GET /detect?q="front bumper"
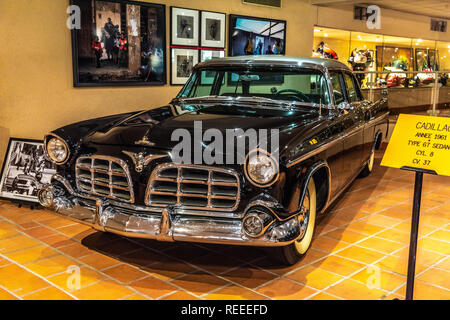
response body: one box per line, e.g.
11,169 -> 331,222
38,175 -> 304,247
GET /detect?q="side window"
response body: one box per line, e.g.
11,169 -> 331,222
329,72 -> 345,105
344,73 -> 361,102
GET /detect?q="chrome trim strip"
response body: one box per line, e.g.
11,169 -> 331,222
286,112 -> 389,168
145,163 -> 241,212
286,138 -> 341,168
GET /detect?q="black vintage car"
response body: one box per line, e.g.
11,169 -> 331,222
38,56 -> 388,264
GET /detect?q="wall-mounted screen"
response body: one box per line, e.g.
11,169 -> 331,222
228,14 -> 286,57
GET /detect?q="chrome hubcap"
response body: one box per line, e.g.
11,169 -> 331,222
297,190 -> 310,241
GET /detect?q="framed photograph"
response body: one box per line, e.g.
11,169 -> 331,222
171,7 -> 200,46
71,0 -> 166,87
201,11 -> 226,48
200,50 -> 225,84
171,48 -> 199,85
431,19 -> 447,33
0,138 -> 57,204
228,14 -> 286,57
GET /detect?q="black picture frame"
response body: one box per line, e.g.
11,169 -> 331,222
170,47 -> 199,86
170,6 -> 200,47
71,0 -> 166,87
0,138 -> 57,205
228,14 -> 286,57
200,10 -> 226,48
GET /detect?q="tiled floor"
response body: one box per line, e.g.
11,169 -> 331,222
0,149 -> 449,300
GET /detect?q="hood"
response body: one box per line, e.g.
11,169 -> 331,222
83,102 -> 326,157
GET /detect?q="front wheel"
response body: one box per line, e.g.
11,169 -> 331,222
275,178 -> 317,265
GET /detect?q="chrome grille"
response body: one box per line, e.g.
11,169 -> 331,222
75,156 -> 134,203
146,164 -> 240,211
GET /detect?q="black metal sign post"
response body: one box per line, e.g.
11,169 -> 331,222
402,167 -> 436,300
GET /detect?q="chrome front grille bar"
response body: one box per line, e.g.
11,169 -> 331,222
75,155 -> 135,203
145,163 -> 240,211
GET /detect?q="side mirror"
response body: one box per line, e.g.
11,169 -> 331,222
337,101 -> 353,111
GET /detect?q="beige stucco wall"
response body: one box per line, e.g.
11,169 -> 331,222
0,0 -> 316,167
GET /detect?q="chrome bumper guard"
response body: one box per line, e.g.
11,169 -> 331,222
37,175 -> 303,247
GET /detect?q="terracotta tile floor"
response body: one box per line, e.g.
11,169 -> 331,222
0,149 -> 449,300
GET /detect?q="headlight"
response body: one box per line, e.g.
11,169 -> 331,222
244,149 -> 279,187
45,135 -> 69,164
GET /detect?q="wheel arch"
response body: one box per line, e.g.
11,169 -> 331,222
298,160 -> 331,215
374,129 -> 383,150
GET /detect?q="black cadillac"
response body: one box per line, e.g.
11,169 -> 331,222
38,56 -> 389,264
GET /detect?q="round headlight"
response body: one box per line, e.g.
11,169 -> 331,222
46,136 -> 69,164
244,150 -> 279,187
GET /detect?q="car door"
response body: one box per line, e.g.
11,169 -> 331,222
326,72 -> 346,194
338,72 -> 365,184
343,72 -> 369,169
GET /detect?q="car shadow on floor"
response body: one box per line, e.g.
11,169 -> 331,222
76,149 -> 412,297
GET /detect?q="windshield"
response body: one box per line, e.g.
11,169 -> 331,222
177,67 -> 331,106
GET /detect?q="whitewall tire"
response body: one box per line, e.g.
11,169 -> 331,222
276,178 -> 317,265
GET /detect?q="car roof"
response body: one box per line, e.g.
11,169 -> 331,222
195,55 -> 351,72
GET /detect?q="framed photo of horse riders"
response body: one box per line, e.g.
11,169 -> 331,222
0,138 -> 57,204
70,0 -> 166,87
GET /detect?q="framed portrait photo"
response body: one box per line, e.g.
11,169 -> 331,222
171,7 -> 200,46
171,48 -> 199,85
70,0 -> 166,87
201,11 -> 226,48
0,138 -> 57,204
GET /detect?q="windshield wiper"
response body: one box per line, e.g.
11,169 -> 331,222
237,96 -> 320,111
176,96 -> 232,102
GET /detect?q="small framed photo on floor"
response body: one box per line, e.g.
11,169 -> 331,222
0,138 -> 56,204
171,7 -> 200,46
201,11 -> 226,48
171,48 -> 199,85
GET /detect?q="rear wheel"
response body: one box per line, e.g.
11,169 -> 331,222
275,178 -> 317,265
360,148 -> 375,178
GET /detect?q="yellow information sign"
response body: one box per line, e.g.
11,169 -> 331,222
381,114 -> 450,176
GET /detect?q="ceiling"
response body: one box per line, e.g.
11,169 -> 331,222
311,0 -> 450,20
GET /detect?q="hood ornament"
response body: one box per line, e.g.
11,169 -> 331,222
122,151 -> 167,172
135,136 -> 156,147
